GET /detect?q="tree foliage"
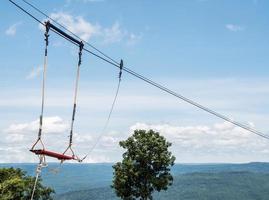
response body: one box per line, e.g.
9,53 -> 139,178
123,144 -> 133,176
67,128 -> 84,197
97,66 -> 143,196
112,129 -> 176,200
0,167 -> 54,200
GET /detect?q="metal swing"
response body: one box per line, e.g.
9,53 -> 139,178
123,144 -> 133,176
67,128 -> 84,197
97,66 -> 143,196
30,21 -> 83,163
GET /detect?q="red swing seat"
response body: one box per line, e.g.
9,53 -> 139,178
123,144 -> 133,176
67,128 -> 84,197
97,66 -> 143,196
30,149 -> 75,161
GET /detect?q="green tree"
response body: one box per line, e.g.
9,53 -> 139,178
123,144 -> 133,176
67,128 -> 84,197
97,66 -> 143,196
112,129 -> 176,200
0,167 -> 54,200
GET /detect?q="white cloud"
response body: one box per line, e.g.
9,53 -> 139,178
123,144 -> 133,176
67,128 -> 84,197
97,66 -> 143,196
100,136 -> 118,147
1,116 -> 71,162
1,116 -> 121,163
130,121 -> 269,162
4,116 -> 69,135
225,24 -> 244,32
102,22 -> 126,44
5,22 -> 22,36
84,154 -> 112,163
66,120 -> 269,163
26,65 -> 43,79
39,12 -> 141,45
2,118 -> 269,163
48,12 -> 101,41
127,33 -> 143,46
102,22 -> 141,45
130,121 -> 255,145
5,134 -> 24,143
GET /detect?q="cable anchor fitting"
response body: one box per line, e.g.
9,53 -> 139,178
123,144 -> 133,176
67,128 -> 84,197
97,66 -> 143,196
119,59 -> 123,80
44,21 -> 50,55
78,41 -> 84,66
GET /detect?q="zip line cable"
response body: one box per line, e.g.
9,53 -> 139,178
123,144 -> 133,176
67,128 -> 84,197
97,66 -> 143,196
9,0 -> 44,25
8,0 -> 81,48
9,0 -> 269,141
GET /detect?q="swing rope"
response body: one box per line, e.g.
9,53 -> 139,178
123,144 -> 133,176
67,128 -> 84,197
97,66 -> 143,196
81,59 -> 124,162
63,41 -> 84,161
30,155 -> 47,200
31,21 -> 50,151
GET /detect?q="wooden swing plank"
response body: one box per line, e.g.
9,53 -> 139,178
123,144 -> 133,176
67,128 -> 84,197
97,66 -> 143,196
30,149 -> 74,160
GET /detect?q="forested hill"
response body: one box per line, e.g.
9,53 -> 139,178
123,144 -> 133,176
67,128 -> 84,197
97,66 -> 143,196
1,162 -> 269,199
56,171 -> 269,200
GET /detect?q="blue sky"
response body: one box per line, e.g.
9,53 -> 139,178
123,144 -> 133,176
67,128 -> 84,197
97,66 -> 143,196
1,0 -> 269,163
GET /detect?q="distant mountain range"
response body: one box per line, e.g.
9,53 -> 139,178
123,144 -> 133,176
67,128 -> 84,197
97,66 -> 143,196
56,171 -> 269,200
1,162 -> 269,199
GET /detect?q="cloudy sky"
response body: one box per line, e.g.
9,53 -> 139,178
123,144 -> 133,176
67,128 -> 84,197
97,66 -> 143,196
1,0 -> 269,163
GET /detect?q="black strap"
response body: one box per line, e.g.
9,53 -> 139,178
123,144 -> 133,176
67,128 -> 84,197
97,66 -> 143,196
119,59 -> 123,80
